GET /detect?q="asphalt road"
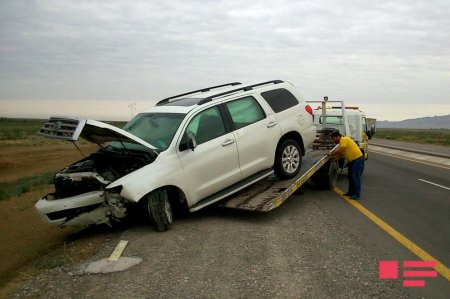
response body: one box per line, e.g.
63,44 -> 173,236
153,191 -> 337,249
8,150 -> 450,298
334,150 -> 450,298
355,151 -> 450,265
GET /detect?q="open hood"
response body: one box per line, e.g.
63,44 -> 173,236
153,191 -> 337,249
37,116 -> 158,152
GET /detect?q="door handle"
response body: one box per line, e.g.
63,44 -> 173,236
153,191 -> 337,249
222,139 -> 235,146
267,121 -> 277,128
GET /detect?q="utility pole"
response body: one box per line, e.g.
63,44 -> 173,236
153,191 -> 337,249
128,103 -> 136,119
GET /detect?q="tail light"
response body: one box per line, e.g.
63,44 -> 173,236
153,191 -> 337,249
305,105 -> 313,116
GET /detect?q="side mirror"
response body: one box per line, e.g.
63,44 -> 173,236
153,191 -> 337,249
180,132 -> 197,151
186,135 -> 197,151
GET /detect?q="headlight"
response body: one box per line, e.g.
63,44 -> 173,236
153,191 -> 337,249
105,185 -> 127,219
105,185 -> 123,203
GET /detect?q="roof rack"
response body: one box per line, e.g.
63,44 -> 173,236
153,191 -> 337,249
197,80 -> 284,105
156,82 -> 242,106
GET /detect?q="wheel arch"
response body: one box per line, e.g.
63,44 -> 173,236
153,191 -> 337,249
277,131 -> 305,155
139,185 -> 189,217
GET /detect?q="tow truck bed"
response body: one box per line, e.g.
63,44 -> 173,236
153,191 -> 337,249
220,146 -> 337,212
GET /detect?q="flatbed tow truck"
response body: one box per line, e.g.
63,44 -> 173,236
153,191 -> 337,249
220,98 -> 342,212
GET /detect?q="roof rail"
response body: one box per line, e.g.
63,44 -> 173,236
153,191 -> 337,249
197,80 -> 284,105
156,82 -> 242,106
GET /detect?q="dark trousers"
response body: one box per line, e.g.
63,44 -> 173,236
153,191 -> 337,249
347,156 -> 363,197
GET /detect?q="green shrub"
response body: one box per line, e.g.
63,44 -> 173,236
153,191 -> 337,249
376,129 -> 450,146
0,172 -> 55,201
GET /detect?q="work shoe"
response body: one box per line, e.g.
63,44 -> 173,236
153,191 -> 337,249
349,195 -> 360,200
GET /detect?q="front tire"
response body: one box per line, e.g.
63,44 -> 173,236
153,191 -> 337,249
274,139 -> 302,179
147,189 -> 173,232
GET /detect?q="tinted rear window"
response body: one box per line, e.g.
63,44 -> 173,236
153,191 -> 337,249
260,88 -> 299,113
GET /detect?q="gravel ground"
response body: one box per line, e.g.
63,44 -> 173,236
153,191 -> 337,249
5,188 -> 411,299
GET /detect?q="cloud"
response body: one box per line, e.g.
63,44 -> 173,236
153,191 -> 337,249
1,0 -> 449,120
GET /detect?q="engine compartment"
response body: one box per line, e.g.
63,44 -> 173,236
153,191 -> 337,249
54,147 -> 156,199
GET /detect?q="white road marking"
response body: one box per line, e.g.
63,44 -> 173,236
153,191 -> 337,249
418,179 -> 450,191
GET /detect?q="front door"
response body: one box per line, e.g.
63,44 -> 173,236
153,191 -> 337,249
177,106 -> 241,202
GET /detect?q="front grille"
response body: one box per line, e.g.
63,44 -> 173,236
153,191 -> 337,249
37,117 -> 86,141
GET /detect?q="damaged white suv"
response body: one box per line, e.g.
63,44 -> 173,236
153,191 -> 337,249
35,80 -> 316,231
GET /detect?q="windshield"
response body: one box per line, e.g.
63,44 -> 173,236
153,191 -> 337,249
110,112 -> 185,151
319,116 -> 343,125
319,115 -> 360,139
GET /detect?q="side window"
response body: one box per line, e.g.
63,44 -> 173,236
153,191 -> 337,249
260,88 -> 299,113
185,106 -> 226,145
226,96 -> 265,130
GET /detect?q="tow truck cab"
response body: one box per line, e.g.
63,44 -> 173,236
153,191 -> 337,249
312,105 -> 369,160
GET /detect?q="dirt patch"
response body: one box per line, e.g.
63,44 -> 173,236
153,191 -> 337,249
0,189 -> 75,282
0,143 -> 103,289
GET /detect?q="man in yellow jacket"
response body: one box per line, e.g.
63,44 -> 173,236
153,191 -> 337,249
330,131 -> 363,200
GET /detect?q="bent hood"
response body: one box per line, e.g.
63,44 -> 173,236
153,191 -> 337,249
37,116 -> 158,152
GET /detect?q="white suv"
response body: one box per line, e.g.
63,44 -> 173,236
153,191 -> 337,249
35,80 -> 316,231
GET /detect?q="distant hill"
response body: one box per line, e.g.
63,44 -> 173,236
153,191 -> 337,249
377,114 -> 450,129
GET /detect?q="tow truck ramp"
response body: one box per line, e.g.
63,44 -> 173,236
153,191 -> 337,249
221,145 -> 338,212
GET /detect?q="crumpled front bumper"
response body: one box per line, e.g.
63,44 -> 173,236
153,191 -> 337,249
35,190 -> 110,227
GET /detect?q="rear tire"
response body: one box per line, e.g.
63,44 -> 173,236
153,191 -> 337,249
274,139 -> 302,179
147,189 -> 173,232
312,161 -> 338,190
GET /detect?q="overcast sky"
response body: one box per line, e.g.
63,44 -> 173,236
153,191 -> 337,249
1,0 -> 449,121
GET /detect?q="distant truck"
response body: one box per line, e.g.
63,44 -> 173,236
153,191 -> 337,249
366,118 -> 376,139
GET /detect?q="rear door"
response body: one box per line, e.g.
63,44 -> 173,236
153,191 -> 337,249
224,96 -> 281,178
